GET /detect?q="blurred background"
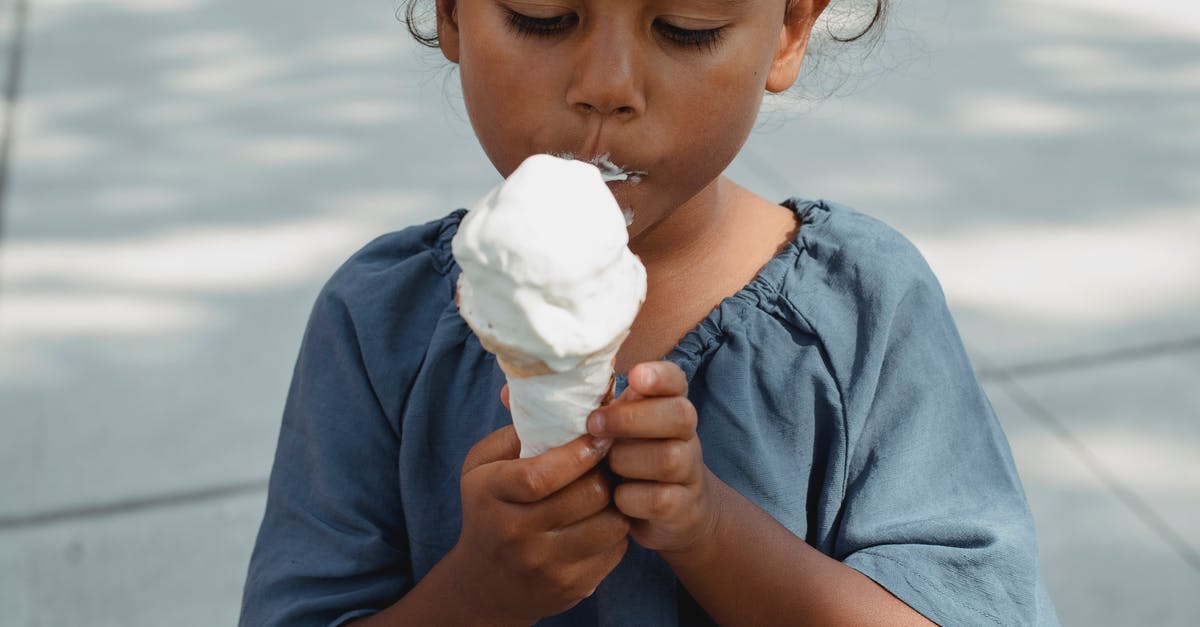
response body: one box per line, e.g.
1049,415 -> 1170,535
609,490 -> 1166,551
1,0 -> 1197,624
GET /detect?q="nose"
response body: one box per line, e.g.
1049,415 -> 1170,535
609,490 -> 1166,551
565,21 -> 645,119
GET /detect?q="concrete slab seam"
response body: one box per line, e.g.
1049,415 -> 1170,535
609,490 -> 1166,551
0,478 -> 270,532
991,371 -> 1200,576
977,335 -> 1200,382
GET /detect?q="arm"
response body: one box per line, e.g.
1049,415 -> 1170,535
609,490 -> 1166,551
593,362 -> 934,626
663,473 -> 933,626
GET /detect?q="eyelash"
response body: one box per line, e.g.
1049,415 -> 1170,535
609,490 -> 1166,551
655,21 -> 726,52
505,11 -> 577,37
504,10 -> 726,52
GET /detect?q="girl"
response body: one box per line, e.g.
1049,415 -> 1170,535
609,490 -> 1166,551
240,0 -> 1059,625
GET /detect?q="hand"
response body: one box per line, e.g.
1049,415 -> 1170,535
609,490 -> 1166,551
450,423 -> 629,624
587,361 -> 720,557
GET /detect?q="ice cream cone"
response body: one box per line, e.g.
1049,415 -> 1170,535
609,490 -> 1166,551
451,154 -> 646,458
484,322 -> 627,457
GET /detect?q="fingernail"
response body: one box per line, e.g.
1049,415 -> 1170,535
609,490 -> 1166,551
589,411 -> 606,435
591,437 -> 612,453
640,365 -> 656,388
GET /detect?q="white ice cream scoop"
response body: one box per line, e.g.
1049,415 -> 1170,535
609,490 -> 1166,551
453,154 -> 647,457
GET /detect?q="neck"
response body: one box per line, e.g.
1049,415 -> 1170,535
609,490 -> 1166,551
628,177 -> 732,277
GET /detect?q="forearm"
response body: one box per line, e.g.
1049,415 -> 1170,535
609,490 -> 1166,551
347,546 -> 528,627
660,474 -> 935,627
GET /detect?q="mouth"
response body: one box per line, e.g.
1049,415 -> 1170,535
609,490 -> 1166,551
553,152 -> 647,185
549,152 -> 642,227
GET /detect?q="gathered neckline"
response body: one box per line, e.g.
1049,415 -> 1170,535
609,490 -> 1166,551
435,199 -> 829,398
613,198 -> 825,397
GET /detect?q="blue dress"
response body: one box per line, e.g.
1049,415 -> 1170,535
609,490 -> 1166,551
239,200 -> 1060,626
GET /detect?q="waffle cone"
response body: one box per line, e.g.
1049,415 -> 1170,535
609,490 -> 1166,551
494,332 -> 628,457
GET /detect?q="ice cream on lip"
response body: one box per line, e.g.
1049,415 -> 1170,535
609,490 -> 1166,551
550,152 -> 646,225
553,152 -> 647,184
452,153 -> 648,457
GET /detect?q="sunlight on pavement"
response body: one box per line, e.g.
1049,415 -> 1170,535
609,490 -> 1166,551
1023,45 -> 1200,92
35,0 -> 204,13
2,215 -> 398,293
915,207 -> 1200,325
166,55 -> 283,93
1022,0 -> 1200,35
1008,429 -> 1200,492
950,93 -> 1096,135
233,136 -> 355,165
0,293 -> 216,338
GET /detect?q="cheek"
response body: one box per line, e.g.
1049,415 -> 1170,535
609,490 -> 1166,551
660,59 -> 767,170
457,31 -> 558,174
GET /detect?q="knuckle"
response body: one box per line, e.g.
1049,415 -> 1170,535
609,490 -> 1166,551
649,486 -> 676,518
661,442 -> 687,478
588,474 -> 611,504
549,569 -> 579,600
607,404 -> 630,431
673,397 -> 697,430
516,543 -> 547,573
519,467 -> 548,498
497,517 -> 523,545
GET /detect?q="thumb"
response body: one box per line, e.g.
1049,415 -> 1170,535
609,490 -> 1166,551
462,424 -> 520,476
500,384 -> 510,410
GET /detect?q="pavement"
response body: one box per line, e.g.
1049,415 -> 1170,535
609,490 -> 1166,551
0,0 -> 1197,625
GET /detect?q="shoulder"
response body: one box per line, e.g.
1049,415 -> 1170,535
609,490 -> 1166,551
302,209 -> 469,418
320,209 -> 467,312
771,200 -> 967,409
787,199 -> 942,307
773,199 -> 948,339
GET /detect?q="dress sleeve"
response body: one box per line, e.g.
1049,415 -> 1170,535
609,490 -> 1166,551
239,219 -> 458,627
806,209 -> 1059,625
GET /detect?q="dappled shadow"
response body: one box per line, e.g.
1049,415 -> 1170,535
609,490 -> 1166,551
736,0 -> 1200,366
1,1 -> 1198,625
0,0 -> 496,517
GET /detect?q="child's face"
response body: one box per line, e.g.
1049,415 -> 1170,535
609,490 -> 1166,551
437,0 -> 822,230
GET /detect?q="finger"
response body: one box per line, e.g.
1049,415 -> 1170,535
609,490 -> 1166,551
614,481 -> 690,521
550,508 -> 631,563
607,438 -> 698,484
611,384 -> 642,405
462,424 -> 521,476
535,468 -> 613,529
500,384 -> 510,410
627,361 -> 687,397
588,395 -> 697,439
490,435 -> 613,503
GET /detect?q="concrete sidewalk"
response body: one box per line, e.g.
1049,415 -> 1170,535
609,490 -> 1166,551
1,0 -> 1197,625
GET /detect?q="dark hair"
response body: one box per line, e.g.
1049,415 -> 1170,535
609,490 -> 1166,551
828,0 -> 888,43
398,1 -> 889,49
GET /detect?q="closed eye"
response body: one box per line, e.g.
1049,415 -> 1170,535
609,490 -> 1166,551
654,20 -> 726,52
505,9 -> 578,38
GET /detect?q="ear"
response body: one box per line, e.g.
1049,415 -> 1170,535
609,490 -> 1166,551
436,0 -> 461,64
765,0 -> 829,93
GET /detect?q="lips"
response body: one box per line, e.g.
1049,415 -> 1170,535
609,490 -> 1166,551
549,151 -> 647,184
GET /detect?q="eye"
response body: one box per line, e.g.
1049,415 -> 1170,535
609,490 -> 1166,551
505,9 -> 578,38
654,20 -> 726,52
